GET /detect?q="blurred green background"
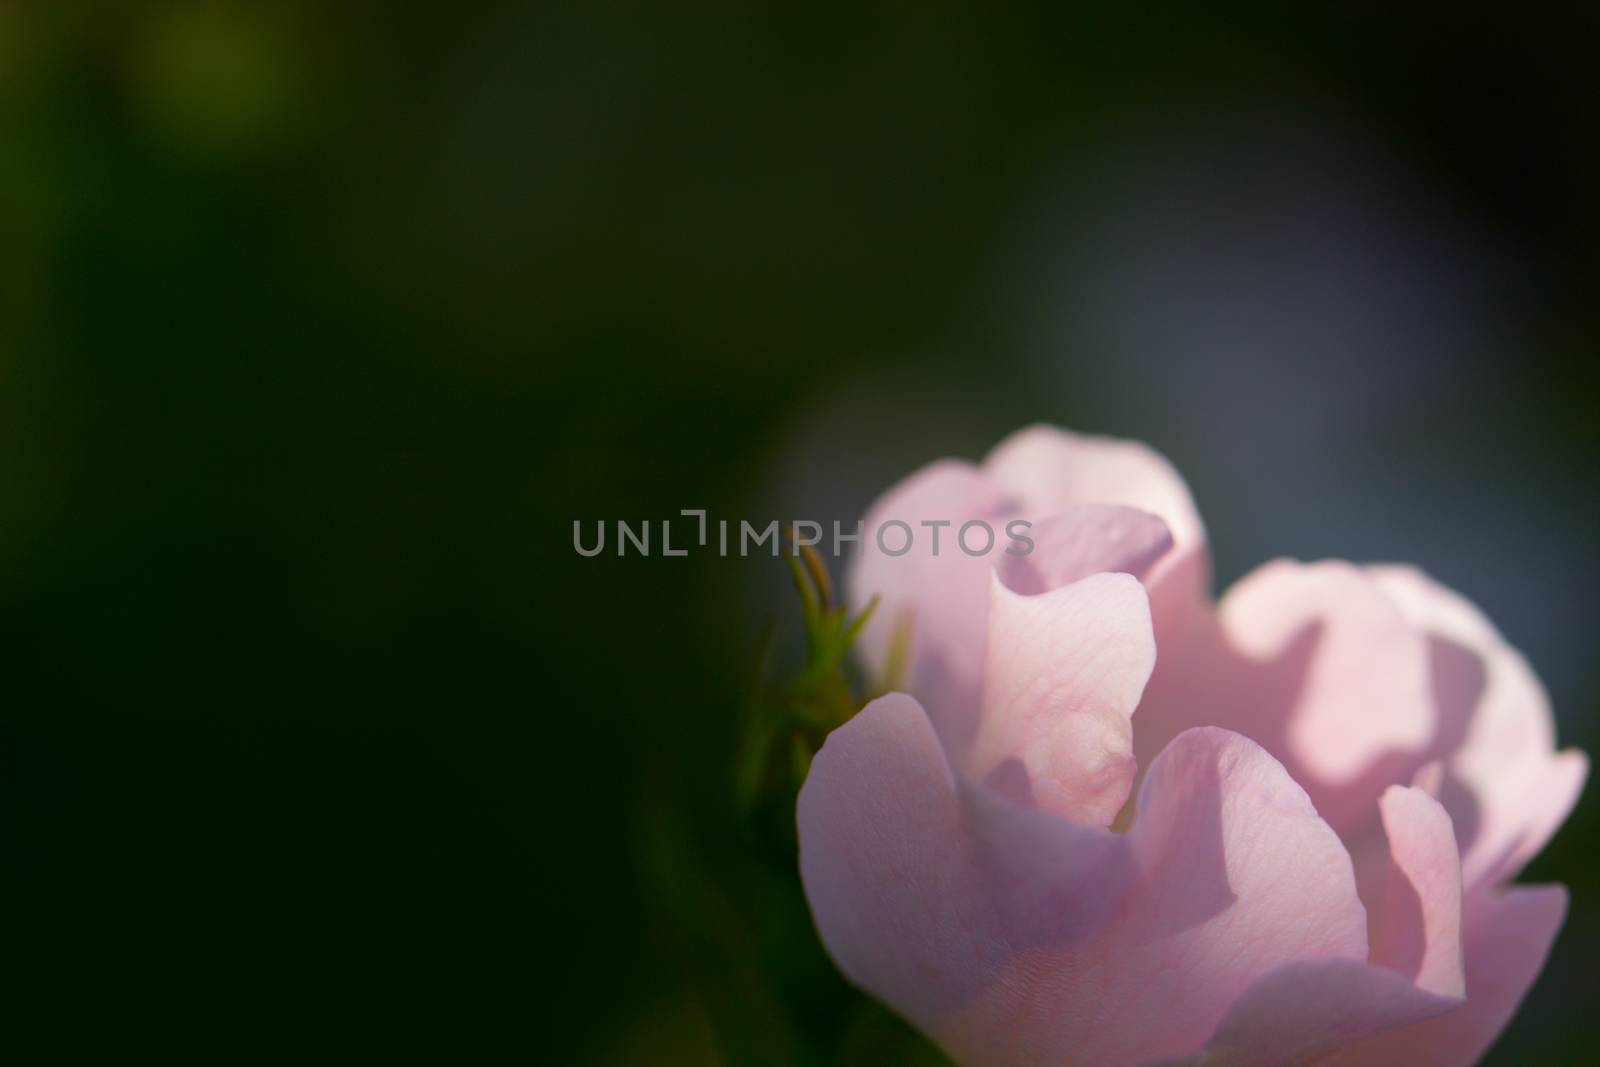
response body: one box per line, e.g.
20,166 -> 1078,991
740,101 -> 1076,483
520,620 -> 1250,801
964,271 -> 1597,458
11,4 -> 1599,1064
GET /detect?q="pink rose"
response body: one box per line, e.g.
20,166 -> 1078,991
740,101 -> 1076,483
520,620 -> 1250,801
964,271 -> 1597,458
797,425 -> 1585,1066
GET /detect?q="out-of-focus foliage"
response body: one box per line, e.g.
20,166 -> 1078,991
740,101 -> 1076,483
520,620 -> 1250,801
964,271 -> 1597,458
735,543 -> 879,816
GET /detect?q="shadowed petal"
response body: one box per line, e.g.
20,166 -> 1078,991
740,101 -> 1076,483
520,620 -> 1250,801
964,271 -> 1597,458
800,706 -> 1369,1067
1367,565 -> 1588,892
1148,788 -> 1466,1065
967,566 -> 1157,825
1134,560 -> 1439,833
1141,959 -> 1461,1067
1139,559 -> 1440,831
796,692 -> 1103,1038
1319,886 -> 1568,1066
1220,560 -> 1434,787
1369,786 -> 1464,998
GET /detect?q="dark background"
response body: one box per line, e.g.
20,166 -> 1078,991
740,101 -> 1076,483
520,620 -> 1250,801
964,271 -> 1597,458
11,5 -> 1598,1064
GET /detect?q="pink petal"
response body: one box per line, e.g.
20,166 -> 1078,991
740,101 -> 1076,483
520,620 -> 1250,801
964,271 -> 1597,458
848,428 -> 1206,761
846,460 -> 1015,751
966,569 -> 1156,825
1462,748 -> 1587,891
1369,786 -> 1464,998
1142,959 -> 1461,1067
797,692 -> 1117,1045
799,707 -> 1369,1067
992,504 -> 1173,597
1318,885 -> 1568,1067
1074,728 -> 1371,1065
982,424 -> 1206,579
985,425 -> 1211,635
1220,560 -> 1434,787
1366,565 -> 1588,891
1150,787 -> 1467,1065
1131,559 -> 1439,832
952,726 -> 1372,1065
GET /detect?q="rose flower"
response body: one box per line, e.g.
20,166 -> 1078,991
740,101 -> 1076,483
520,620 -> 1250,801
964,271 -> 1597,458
798,426 -> 1585,1067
